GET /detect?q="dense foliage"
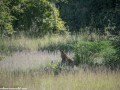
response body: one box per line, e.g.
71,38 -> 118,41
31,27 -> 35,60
58,0 -> 120,34
1,0 -> 120,35
0,0 -> 66,36
0,0 -> 15,35
73,41 -> 116,66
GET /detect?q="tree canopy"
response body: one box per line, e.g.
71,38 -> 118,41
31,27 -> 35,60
0,0 -> 120,36
0,0 -> 66,36
58,0 -> 120,34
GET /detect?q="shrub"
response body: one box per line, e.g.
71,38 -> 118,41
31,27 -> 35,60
111,36 -> 120,68
73,40 -> 116,66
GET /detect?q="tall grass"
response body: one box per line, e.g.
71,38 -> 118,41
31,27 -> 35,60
0,32 -> 118,66
0,32 -> 120,90
0,68 -> 120,90
0,32 -> 102,54
0,34 -> 72,53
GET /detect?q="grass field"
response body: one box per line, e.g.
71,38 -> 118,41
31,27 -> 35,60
0,66 -> 120,90
0,32 -> 102,53
0,33 -> 120,90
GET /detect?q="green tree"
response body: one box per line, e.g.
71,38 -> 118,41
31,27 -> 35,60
0,0 -> 66,36
13,0 -> 66,36
58,0 -> 120,34
0,0 -> 14,36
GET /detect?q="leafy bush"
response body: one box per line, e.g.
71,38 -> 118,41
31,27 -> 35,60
73,41 -> 116,66
113,36 -> 120,56
101,36 -> 120,69
111,36 -> 120,68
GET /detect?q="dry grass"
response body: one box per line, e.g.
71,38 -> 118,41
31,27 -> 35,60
0,32 -> 101,53
0,33 -> 119,90
0,34 -> 72,52
0,68 -> 120,90
0,51 -> 120,90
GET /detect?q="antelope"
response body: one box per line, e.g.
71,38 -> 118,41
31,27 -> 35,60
60,50 -> 74,66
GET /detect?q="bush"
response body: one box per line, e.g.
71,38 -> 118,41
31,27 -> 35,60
73,41 -> 116,66
110,36 -> 120,68
113,36 -> 120,56
99,36 -> 120,69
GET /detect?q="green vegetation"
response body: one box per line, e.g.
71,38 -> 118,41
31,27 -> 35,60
58,0 -> 120,34
0,32 -> 120,68
1,0 -> 120,35
0,0 -> 66,36
0,33 -> 120,89
74,41 -> 116,65
0,0 -> 120,89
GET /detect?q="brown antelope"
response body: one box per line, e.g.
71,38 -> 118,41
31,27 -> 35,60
60,50 -> 74,66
